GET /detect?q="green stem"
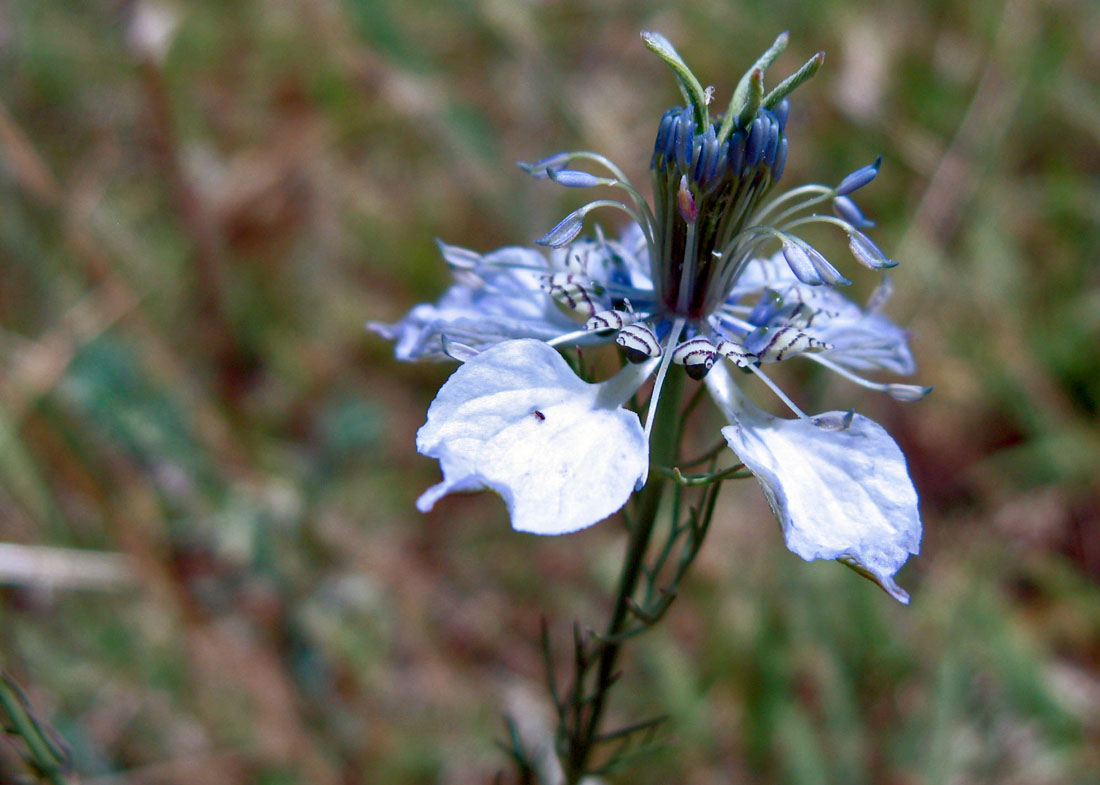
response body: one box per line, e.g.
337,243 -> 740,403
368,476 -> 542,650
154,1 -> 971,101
0,672 -> 71,785
565,369 -> 685,782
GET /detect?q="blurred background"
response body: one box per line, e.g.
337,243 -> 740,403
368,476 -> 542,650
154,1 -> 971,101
1,0 -> 1098,782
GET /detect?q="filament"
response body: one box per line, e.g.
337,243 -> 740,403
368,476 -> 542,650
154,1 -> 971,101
745,363 -> 812,421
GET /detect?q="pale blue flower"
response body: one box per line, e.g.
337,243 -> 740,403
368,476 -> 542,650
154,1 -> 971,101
371,32 -> 927,601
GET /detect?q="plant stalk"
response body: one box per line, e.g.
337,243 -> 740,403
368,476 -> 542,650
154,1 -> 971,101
565,369 -> 685,781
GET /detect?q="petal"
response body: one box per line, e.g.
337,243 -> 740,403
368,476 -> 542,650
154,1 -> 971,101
811,296 -> 916,375
706,365 -> 921,602
370,233 -> 658,361
368,251 -> 579,360
729,254 -> 916,374
416,340 -> 651,535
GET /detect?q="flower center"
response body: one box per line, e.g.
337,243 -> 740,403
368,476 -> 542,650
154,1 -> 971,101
650,102 -> 789,319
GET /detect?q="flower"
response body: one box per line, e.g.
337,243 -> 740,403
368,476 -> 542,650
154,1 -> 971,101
371,32 -> 926,602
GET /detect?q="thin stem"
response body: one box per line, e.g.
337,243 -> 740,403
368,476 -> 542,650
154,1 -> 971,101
660,463 -> 750,486
0,673 -> 72,785
565,368 -> 684,782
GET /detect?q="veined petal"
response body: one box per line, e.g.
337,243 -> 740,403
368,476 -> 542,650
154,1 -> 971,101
730,254 -> 916,374
815,310 -> 916,375
705,364 -> 921,603
370,231 -> 657,361
368,252 -> 579,360
416,340 -> 652,535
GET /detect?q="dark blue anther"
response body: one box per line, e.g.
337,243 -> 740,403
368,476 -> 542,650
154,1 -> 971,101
745,116 -> 767,168
653,108 -> 678,163
762,114 -> 780,166
772,98 -> 790,133
694,125 -> 719,187
663,114 -> 679,161
675,106 -> 694,173
836,155 -> 882,195
772,137 -> 789,181
728,130 -> 746,177
691,135 -> 706,179
710,141 -> 729,188
833,195 -> 874,228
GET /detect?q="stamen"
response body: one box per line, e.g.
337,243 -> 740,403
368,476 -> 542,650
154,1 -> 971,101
616,323 -> 662,362
846,229 -> 898,270
779,214 -> 896,270
671,335 -> 718,379
712,225 -> 777,288
546,328 -> 593,348
783,238 -> 851,286
745,362 -> 812,421
751,184 -> 832,226
712,310 -> 756,334
585,309 -> 634,333
546,169 -> 617,188
835,155 -> 882,196
643,317 -> 686,443
536,200 -> 649,248
520,150 -> 629,183
522,150 -> 659,250
832,195 -> 875,229
674,218 -> 699,315
807,354 -> 932,400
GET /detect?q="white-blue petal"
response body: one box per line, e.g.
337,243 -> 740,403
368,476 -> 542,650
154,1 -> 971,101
415,340 -> 650,535
706,364 -> 921,602
728,254 -> 915,374
368,253 -> 578,360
